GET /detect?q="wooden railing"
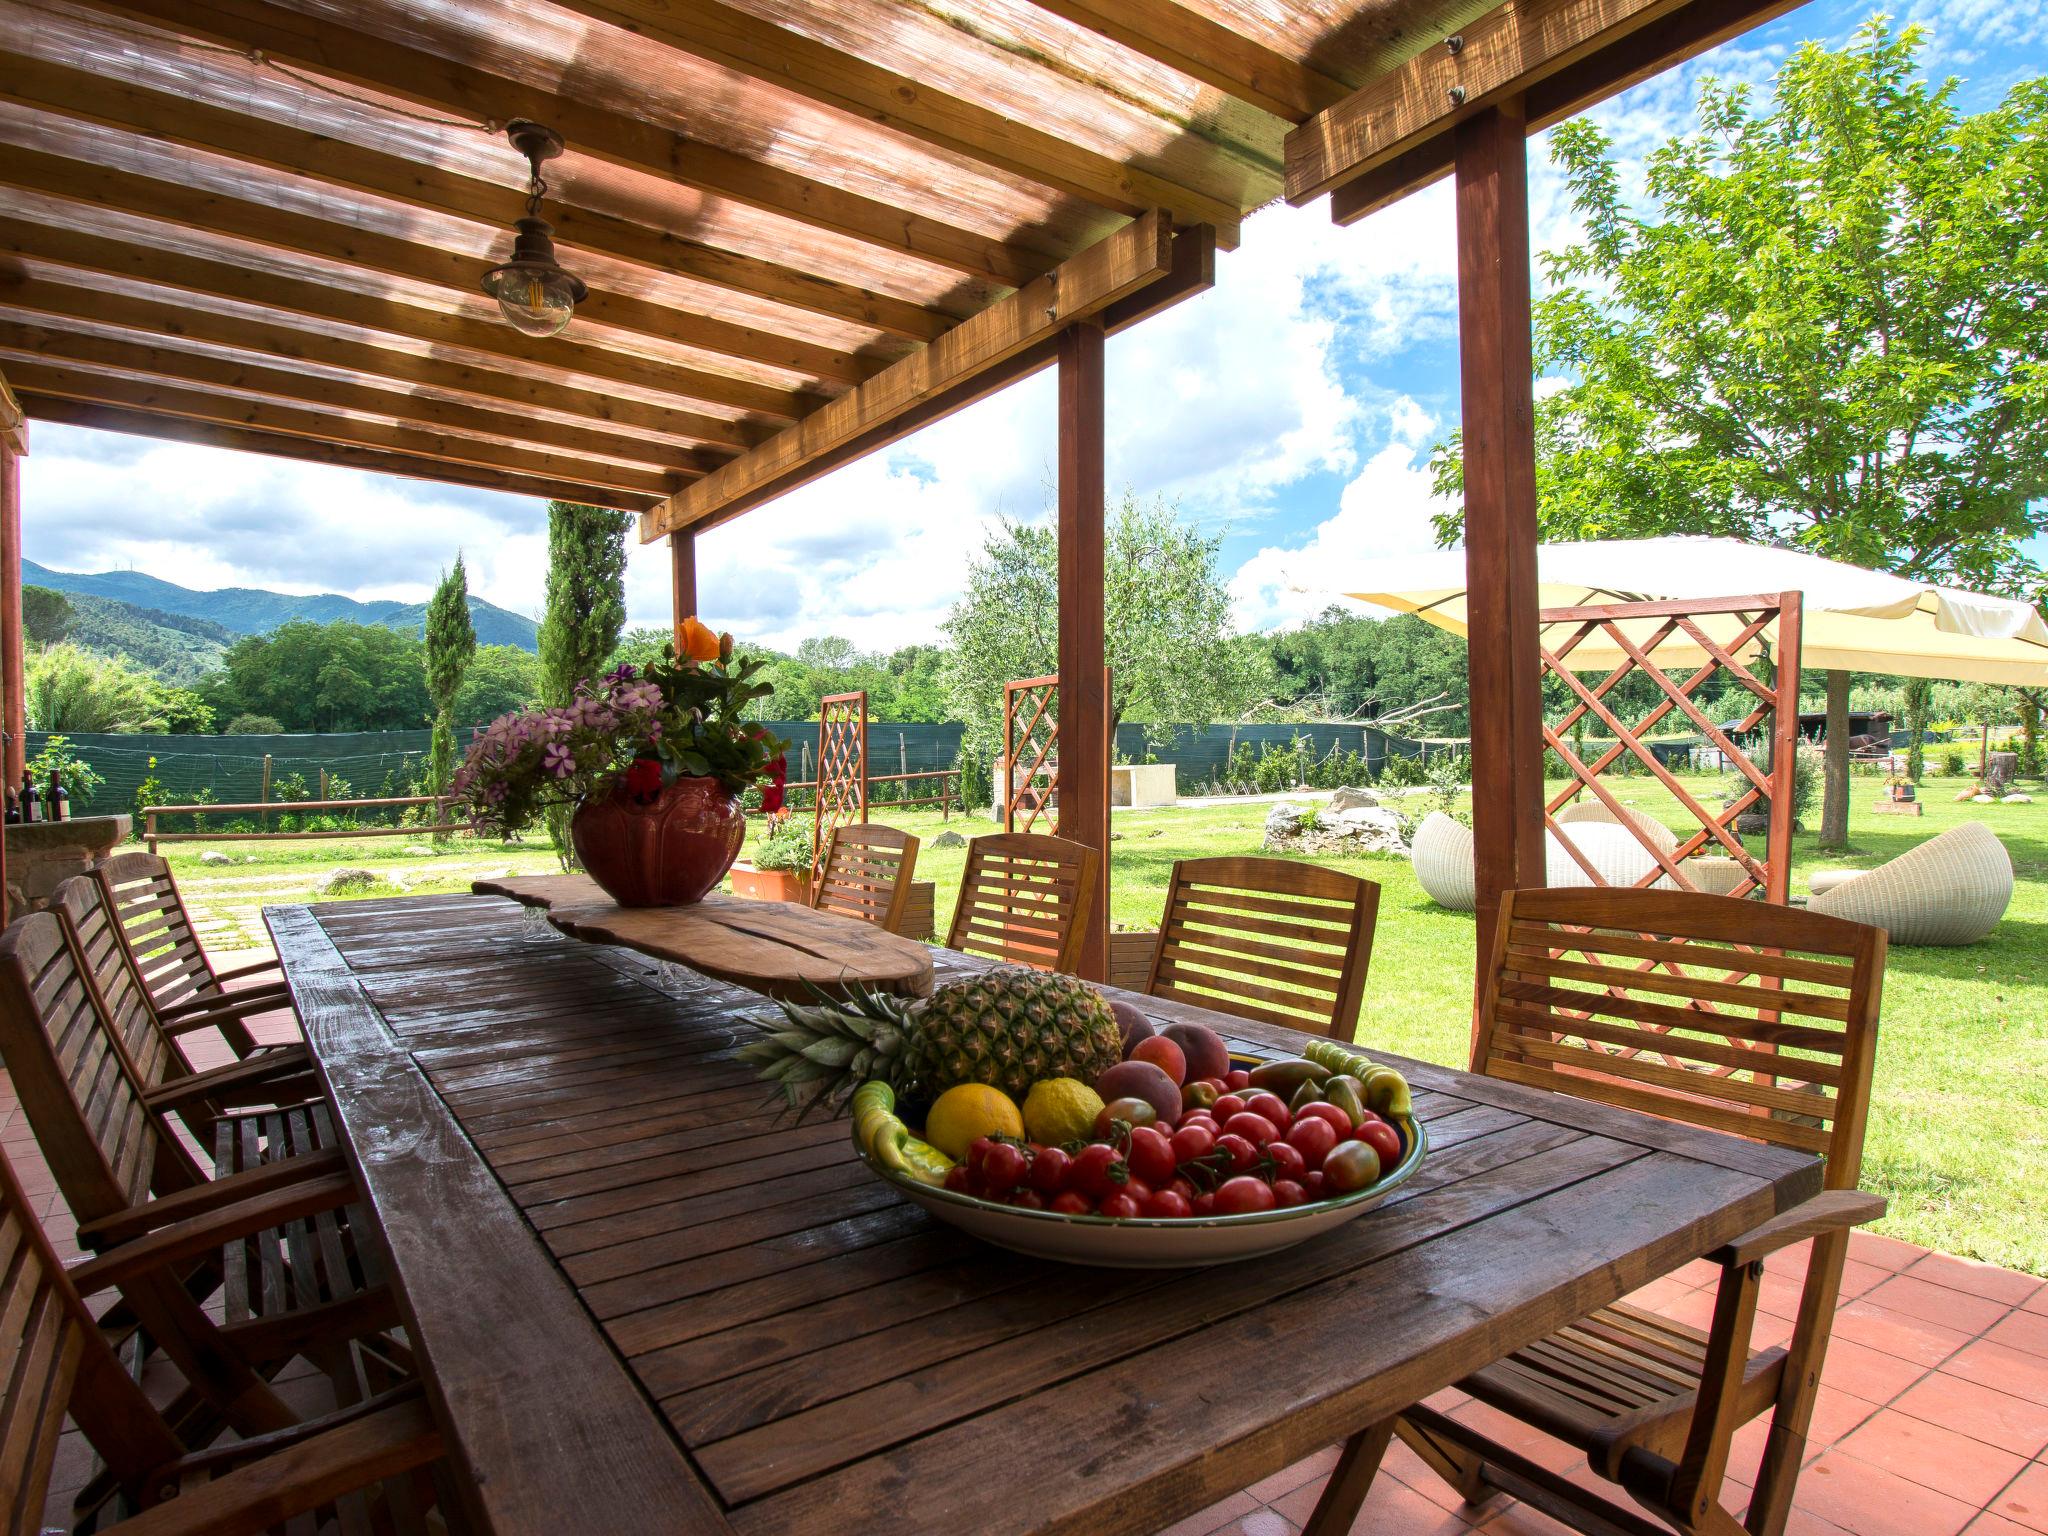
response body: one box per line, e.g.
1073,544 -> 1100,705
143,795 -> 460,853
765,768 -> 960,819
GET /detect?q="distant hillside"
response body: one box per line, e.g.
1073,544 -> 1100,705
56,592 -> 234,684
23,560 -> 539,651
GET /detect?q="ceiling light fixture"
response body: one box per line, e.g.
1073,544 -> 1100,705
481,119 -> 587,338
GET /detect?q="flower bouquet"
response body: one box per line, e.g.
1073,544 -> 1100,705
452,617 -> 788,905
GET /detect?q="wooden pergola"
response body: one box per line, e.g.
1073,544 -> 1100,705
0,0 -> 1797,982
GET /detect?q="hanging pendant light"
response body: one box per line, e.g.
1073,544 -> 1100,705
481,120 -> 587,338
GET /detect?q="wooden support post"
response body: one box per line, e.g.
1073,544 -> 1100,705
1820,667 -> 1850,848
1454,100 -> 1546,1040
1765,593 -> 1802,905
1057,320 -> 1110,983
261,753 -> 272,834
1,424 -> 22,792
670,529 -> 697,651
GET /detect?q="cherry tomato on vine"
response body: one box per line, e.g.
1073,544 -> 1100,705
1126,1125 -> 1176,1188
1028,1145 -> 1071,1194
1214,1176 -> 1277,1215
1098,1191 -> 1143,1220
1357,1120 -> 1403,1171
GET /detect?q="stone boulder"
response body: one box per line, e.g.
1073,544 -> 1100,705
931,829 -> 967,849
1263,799 -> 1408,857
1327,786 -> 1381,814
1262,801 -> 1309,845
201,851 -> 234,866
318,867 -> 379,895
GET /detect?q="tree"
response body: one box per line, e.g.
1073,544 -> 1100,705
454,645 -> 541,725
941,493 -> 1265,762
423,556 -> 478,799
21,586 -> 72,647
535,501 -> 630,855
1264,608 -> 1471,729
202,621 -> 429,731
25,645 -> 171,732
1431,21 -> 2048,839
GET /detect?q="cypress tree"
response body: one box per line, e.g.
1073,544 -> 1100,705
423,556 -> 477,815
536,501 -> 631,856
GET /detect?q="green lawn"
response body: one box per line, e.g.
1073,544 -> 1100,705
165,773 -> 2048,1274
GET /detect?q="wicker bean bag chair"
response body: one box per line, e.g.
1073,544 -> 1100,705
1411,812 -> 1478,911
1809,822 -> 2014,945
1411,813 -> 1668,910
1553,799 -> 1680,861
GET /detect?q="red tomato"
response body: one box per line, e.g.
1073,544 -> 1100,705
1303,1170 -> 1328,1201
1142,1189 -> 1192,1219
1323,1140 -> 1382,1193
1192,1192 -> 1217,1216
1222,1112 -> 1279,1147
1213,1175 -> 1276,1215
1357,1120 -> 1403,1169
1242,1091 -> 1292,1133
1272,1179 -> 1308,1208
1126,1126 -> 1176,1188
1009,1189 -> 1046,1210
966,1137 -> 997,1177
981,1141 -> 1028,1192
944,1165 -> 974,1194
1050,1190 -> 1093,1216
1028,1145 -> 1071,1194
1167,1176 -> 1197,1203
1211,1094 -> 1248,1121
1224,1069 -> 1252,1090
1169,1123 -> 1215,1164
1264,1140 -> 1307,1182
1213,1132 -> 1259,1174
1095,1097 -> 1160,1139
1122,1178 -> 1154,1202
1298,1101 -> 1354,1137
1177,1111 -> 1218,1135
1070,1143 -> 1126,1199
1285,1116 -> 1339,1170
1098,1191 -> 1143,1220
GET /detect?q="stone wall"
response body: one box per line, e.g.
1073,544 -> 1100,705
4,815 -> 130,921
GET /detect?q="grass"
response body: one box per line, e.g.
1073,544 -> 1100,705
163,771 -> 2048,1275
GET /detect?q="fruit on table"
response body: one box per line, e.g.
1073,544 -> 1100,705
849,1082 -> 954,1187
924,1083 -> 1025,1160
741,965 -> 1123,1111
1160,1021 -> 1229,1084
1024,1078 -> 1105,1147
1111,999 -> 1155,1054
1246,1058 -> 1331,1093
1130,1034 -> 1187,1084
1095,1059 -> 1182,1126
1095,1096 -> 1161,1137
1323,1140 -> 1382,1193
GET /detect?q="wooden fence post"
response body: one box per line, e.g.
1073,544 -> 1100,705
261,753 -> 272,833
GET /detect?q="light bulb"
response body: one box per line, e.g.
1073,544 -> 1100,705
481,216 -> 586,338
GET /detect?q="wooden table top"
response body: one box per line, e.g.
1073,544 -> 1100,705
470,873 -> 934,998
270,893 -> 1821,1536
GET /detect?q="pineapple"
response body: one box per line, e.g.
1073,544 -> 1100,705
739,965 -> 1123,1113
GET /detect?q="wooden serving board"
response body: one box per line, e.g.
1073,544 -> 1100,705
472,874 -> 934,999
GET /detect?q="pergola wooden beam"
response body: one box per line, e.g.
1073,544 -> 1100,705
549,0 -> 1246,240
74,0 -> 1063,292
0,49 -> 958,344
642,213 -> 1190,540
7,363 -> 680,499
0,216 -> 817,424
0,278 -> 761,455
0,321 -> 706,476
0,367 -> 19,803
1324,0 -> 1801,222
19,395 -> 655,511
1024,0 -> 1351,121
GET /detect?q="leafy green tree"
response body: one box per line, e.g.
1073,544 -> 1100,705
941,492 -> 1264,762
1431,21 -> 2048,838
1265,608 -> 1471,729
25,646 -> 171,732
536,501 -> 630,855
202,621 -> 429,731
1902,677 -> 1931,781
226,713 -> 285,735
21,586 -> 73,647
423,556 -> 478,798
454,645 -> 541,725
605,626 -> 675,676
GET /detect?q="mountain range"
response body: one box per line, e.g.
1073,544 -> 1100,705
24,560 -> 540,652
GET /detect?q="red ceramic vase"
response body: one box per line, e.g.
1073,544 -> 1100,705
570,773 -> 745,907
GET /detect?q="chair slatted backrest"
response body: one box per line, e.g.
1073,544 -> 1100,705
945,833 -> 1099,975
51,875 -> 176,1092
812,824 -> 920,934
1146,857 -> 1381,1038
1478,888 -> 1884,1186
0,915 -> 200,1227
93,852 -> 258,1055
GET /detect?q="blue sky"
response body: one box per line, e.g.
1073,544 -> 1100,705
20,1 -> 2048,648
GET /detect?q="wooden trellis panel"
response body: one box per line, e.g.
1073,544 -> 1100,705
1001,675 -> 1060,833
813,692 -> 867,873
1540,593 -> 1803,904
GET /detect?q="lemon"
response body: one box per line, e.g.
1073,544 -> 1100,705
924,1083 -> 1024,1160
1022,1078 -> 1104,1148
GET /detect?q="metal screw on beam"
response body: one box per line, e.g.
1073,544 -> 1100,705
1446,34 -> 1464,53
1448,84 -> 1468,105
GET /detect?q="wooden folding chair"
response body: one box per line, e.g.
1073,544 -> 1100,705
1304,888 -> 1887,1536
0,912 -> 399,1433
94,850 -> 297,1061
1143,856 -> 1379,1038
0,1134 -> 452,1535
944,832 -> 1099,974
811,823 -> 921,933
52,874 -> 319,1140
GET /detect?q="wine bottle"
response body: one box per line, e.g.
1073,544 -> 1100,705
47,768 -> 68,823
18,772 -> 38,825
4,787 -> 18,825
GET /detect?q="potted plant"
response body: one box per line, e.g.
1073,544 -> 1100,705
451,617 -> 786,906
1884,772 -> 1917,803
732,815 -> 815,905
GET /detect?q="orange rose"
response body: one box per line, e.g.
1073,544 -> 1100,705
677,615 -> 722,664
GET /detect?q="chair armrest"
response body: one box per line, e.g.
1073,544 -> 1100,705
74,1147 -> 348,1249
159,984 -> 294,1031
68,1169 -> 359,1294
1708,1190 -> 1887,1268
143,1046 -> 316,1112
212,955 -> 286,987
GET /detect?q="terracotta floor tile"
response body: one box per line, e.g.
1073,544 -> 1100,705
1963,1515 -> 2043,1536
1909,1254 -> 2045,1309
1245,1447 -> 1340,1505
1834,1299 -> 1974,1368
1270,1468 -> 1478,1533
1214,1512 -> 1297,1536
1839,1259 -> 1891,1299
1864,1275 -> 2016,1336
1986,1313 -> 2048,1362
1446,1401 -> 1579,1474
1836,1411 -> 2029,1506
1150,1491 -> 1259,1536
1380,1435 -> 1492,1519
1476,1502 -> 1581,1536
1896,1372 -> 2048,1459
1670,1257 -> 1721,1288
2024,1288 -> 2048,1318
1794,1449 -> 1979,1536
1984,1459 -> 2048,1534
1622,1274 -> 1693,1313
1850,1232 -> 1931,1272
1822,1336 -> 1933,1403
1945,1341 -> 2048,1403
1654,1285 -> 1720,1330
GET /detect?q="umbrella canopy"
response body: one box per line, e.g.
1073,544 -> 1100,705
1345,537 -> 2048,685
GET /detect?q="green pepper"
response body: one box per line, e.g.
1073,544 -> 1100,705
1247,1058 -> 1332,1093
1289,1076 -> 1325,1114
1323,1075 -> 1367,1128
1363,1066 -> 1413,1119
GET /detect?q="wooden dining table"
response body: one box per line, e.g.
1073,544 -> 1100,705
266,892 -> 1821,1536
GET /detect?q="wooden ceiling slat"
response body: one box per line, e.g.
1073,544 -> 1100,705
74,0 -> 1065,291
0,142 -> 883,389
1021,0 -> 1350,121
0,319 -> 705,475
645,211 -> 1179,538
0,276 -> 760,453
0,215 -> 818,422
549,0 -> 1246,238
0,48 -> 957,344
22,396 -> 655,510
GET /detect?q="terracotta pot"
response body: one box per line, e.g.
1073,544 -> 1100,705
570,774 -> 744,907
729,862 -> 812,905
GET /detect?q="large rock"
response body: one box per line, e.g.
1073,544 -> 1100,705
1329,807 -> 1407,854
1263,801 -> 1309,844
1264,799 -> 1407,857
931,829 -> 967,849
318,867 -> 379,895
200,850 -> 234,866
1327,786 -> 1381,814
